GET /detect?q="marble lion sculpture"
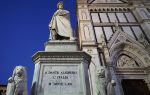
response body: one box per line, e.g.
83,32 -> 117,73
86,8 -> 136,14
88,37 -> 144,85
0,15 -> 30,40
6,66 -> 28,95
96,67 -> 107,95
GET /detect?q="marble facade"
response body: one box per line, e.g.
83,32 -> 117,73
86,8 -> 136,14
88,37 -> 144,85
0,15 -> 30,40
77,0 -> 150,95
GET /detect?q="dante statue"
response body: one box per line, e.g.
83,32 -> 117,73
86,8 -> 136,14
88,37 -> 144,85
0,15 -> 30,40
6,66 -> 28,95
49,1 -> 73,40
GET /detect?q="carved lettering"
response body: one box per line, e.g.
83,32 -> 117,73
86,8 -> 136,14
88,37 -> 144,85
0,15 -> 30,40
42,65 -> 81,94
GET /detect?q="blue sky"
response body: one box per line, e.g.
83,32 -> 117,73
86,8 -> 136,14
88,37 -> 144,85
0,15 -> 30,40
0,0 -> 76,93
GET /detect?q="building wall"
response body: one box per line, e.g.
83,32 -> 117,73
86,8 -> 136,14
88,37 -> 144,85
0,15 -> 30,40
77,0 -> 150,95
0,85 -> 7,95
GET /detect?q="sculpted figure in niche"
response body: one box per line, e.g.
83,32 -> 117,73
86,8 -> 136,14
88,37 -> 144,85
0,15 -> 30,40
49,1 -> 74,40
83,25 -> 91,40
6,66 -> 28,95
96,67 -> 107,95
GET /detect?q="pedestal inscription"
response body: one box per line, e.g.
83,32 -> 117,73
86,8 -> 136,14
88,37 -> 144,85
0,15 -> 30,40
32,52 -> 91,95
40,64 -> 83,95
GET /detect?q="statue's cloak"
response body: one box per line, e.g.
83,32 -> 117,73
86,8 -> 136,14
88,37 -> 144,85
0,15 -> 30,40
49,9 -> 73,37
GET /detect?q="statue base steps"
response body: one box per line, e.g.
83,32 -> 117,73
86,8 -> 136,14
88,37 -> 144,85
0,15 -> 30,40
45,40 -> 78,52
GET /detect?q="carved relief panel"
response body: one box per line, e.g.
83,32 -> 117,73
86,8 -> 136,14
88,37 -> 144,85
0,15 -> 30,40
78,9 -> 90,20
83,48 -> 102,67
117,55 -> 141,68
80,23 -> 95,41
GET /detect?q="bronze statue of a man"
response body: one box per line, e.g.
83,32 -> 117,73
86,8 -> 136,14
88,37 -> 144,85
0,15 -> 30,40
49,1 -> 73,40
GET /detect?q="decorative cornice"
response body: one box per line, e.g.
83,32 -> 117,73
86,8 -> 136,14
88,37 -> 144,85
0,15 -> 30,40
89,6 -> 131,12
89,3 -> 129,6
45,40 -> 78,46
77,0 -> 88,4
93,22 -> 139,27
115,67 -> 146,75
32,51 -> 91,63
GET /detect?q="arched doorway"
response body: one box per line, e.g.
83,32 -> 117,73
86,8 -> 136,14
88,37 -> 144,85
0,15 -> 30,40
109,43 -> 150,95
122,79 -> 150,95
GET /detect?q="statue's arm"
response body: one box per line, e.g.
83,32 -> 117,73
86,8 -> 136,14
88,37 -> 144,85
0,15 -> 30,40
55,10 -> 69,16
59,12 -> 68,16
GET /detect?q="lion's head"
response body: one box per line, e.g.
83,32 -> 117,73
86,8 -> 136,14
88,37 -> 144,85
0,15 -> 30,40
96,67 -> 105,78
13,66 -> 27,80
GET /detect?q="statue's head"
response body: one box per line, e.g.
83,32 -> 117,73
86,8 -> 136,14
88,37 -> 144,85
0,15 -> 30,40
57,1 -> 64,10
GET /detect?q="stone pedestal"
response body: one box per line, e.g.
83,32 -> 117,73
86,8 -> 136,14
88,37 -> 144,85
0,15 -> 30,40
45,40 -> 78,52
31,40 -> 91,95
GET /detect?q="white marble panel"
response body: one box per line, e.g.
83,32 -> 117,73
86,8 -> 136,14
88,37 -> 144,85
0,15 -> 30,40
122,26 -> 135,39
99,13 -> 109,22
103,27 -> 113,41
116,13 -> 127,22
94,27 -> 104,43
108,13 -> 118,22
132,26 -> 143,38
91,13 -> 100,23
125,12 -> 136,22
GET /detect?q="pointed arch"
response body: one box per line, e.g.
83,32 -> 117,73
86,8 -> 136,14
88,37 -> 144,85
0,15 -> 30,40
110,41 -> 150,67
112,50 -> 144,68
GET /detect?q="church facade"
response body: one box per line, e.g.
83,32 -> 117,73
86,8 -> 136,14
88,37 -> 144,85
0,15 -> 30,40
76,0 -> 150,95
